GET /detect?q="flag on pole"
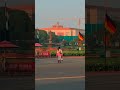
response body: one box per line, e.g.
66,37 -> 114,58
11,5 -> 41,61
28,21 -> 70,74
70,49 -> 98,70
78,32 -> 84,41
105,13 -> 116,34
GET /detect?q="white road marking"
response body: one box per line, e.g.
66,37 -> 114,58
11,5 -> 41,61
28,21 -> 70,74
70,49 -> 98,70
35,76 -> 85,81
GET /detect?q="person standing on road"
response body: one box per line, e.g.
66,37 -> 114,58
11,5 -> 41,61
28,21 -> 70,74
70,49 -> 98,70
56,47 -> 63,63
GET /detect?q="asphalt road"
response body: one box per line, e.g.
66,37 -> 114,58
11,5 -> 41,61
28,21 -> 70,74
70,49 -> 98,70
35,56 -> 85,90
0,76 -> 34,90
0,56 -> 120,90
86,72 -> 120,90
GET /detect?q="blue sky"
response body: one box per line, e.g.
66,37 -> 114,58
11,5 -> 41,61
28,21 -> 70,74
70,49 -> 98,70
35,0 -> 85,29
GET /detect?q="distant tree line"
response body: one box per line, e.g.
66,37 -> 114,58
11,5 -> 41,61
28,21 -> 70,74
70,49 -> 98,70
35,29 -> 59,45
0,7 -> 34,50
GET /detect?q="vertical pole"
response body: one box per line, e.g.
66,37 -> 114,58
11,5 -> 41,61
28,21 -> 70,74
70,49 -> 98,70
91,23 -> 92,50
105,27 -> 107,65
5,0 -> 9,41
3,48 -> 6,71
49,30 -> 52,48
78,18 -> 80,29
78,18 -> 81,48
104,0 -> 108,65
3,0 -> 7,72
5,0 -> 7,40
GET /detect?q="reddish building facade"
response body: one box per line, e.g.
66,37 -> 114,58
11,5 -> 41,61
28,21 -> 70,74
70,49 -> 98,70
40,22 -> 85,36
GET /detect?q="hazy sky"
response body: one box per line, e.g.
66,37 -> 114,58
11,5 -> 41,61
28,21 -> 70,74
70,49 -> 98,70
35,0 -> 85,29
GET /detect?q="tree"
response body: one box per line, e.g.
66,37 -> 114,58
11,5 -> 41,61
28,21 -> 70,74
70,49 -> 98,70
0,7 -> 34,50
35,29 -> 49,43
51,32 -> 59,43
70,40 -> 75,47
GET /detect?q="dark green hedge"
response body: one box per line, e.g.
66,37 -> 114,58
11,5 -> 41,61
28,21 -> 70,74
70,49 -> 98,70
86,64 -> 120,71
50,51 -> 85,56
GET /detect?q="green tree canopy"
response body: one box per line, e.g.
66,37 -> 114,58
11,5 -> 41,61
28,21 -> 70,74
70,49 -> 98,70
0,7 -> 34,50
50,32 -> 59,43
35,30 -> 60,44
0,7 -> 34,41
35,29 -> 49,43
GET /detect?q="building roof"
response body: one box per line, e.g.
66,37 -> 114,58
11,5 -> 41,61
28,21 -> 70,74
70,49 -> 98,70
86,5 -> 120,11
10,5 -> 34,11
86,0 -> 120,8
40,22 -> 84,31
0,5 -> 34,13
40,27 -> 73,30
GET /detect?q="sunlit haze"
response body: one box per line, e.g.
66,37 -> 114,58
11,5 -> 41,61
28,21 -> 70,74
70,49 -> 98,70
35,0 -> 85,29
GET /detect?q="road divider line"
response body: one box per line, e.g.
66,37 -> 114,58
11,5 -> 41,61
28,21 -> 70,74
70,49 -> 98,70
35,76 -> 85,81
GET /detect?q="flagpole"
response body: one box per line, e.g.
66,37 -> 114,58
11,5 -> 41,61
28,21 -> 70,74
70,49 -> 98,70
3,0 -> 7,72
5,0 -> 6,40
105,28 -> 107,65
4,0 -> 8,41
104,0 -> 108,65
78,18 -> 81,48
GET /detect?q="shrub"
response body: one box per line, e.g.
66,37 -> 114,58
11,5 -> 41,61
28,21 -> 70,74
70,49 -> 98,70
86,64 -> 120,71
50,50 -> 85,56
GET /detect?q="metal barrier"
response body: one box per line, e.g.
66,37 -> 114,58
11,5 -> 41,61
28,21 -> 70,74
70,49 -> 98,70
36,51 -> 51,58
6,62 -> 35,72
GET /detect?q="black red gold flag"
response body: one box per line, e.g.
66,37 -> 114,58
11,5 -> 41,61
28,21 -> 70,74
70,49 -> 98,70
78,32 -> 84,41
105,13 -> 116,34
